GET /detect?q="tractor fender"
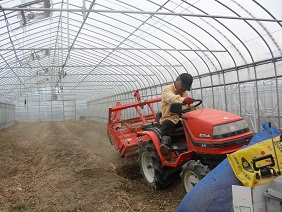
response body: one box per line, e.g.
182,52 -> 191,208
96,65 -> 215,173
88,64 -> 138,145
137,130 -> 194,168
137,130 -> 170,162
137,131 -> 160,145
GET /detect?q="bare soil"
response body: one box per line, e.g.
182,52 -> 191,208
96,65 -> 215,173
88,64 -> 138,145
0,121 -> 185,212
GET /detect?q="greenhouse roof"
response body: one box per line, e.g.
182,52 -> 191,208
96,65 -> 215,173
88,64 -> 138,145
0,0 -> 281,104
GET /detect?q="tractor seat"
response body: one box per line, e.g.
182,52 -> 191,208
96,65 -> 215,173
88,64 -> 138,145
155,111 -> 184,135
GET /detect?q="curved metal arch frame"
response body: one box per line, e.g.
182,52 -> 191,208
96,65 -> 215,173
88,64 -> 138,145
62,11 -> 184,93
0,0 -> 281,131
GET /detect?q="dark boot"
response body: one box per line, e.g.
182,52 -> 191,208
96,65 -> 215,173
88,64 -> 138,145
160,136 -> 171,160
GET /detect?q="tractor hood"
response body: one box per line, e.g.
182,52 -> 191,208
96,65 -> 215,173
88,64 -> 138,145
182,108 -> 251,145
184,108 -> 243,126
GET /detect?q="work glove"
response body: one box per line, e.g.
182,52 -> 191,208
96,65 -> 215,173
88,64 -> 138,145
183,97 -> 194,105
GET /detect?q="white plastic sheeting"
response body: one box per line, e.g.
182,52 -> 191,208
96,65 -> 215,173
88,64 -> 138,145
0,0 -> 281,130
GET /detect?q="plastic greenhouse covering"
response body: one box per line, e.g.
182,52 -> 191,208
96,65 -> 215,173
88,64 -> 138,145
0,0 -> 281,132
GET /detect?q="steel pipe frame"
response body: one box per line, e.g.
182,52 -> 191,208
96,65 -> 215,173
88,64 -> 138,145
0,7 -> 281,23
1,1 -> 280,131
0,47 -> 226,52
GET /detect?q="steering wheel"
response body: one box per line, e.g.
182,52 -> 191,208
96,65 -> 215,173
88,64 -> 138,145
183,99 -> 202,113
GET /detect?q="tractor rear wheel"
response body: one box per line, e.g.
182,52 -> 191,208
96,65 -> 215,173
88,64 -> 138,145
180,160 -> 210,193
138,142 -> 172,190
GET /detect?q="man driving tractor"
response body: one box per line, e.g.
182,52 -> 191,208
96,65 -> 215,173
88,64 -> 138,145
159,73 -> 194,160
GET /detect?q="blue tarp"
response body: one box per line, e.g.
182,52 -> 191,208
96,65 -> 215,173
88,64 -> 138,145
177,122 -> 280,212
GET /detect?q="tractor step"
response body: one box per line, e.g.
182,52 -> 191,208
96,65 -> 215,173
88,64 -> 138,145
171,142 -> 188,151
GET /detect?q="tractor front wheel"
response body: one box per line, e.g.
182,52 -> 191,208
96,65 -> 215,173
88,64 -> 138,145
138,142 -> 172,190
180,160 -> 210,193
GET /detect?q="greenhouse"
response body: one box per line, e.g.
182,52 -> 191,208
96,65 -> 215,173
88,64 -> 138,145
0,0 -> 281,132
0,0 -> 281,211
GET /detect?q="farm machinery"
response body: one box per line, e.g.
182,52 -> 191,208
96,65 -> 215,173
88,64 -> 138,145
107,92 -> 253,192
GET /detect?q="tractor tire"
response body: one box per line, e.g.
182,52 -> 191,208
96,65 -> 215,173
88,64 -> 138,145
180,160 -> 210,193
138,142 -> 172,190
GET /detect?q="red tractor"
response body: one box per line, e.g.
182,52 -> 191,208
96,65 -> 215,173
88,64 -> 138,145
107,93 -> 253,192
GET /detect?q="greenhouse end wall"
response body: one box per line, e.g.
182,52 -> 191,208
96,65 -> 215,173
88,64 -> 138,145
0,103 -> 15,130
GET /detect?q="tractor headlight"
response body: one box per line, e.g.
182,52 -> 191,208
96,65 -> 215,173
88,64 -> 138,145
213,119 -> 250,139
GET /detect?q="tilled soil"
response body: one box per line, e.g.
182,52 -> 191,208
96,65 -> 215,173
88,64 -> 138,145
0,121 -> 186,211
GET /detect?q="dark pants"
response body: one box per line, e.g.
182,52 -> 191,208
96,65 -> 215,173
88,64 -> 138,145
160,119 -> 182,137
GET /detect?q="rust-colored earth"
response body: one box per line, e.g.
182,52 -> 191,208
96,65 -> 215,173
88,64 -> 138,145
0,121 -> 186,211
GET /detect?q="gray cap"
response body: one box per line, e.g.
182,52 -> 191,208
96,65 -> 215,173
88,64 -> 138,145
179,73 -> 193,91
